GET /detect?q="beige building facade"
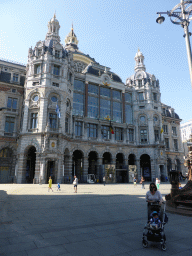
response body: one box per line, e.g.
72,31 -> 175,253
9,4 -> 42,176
0,15 -> 184,184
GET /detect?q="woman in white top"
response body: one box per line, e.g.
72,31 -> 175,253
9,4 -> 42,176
146,183 -> 163,219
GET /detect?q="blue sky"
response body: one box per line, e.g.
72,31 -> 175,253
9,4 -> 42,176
0,0 -> 191,123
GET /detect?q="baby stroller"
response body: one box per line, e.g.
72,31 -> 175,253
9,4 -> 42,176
142,201 -> 168,251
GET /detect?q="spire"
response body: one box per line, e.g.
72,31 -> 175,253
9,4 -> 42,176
134,48 -> 146,72
64,24 -> 79,50
46,14 -> 60,41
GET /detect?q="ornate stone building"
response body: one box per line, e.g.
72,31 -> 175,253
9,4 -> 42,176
0,15 -> 184,184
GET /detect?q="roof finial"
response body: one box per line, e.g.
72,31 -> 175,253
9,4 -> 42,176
72,22 -> 73,30
54,11 -> 56,18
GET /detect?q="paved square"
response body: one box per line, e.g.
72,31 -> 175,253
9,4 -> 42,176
0,183 -> 192,255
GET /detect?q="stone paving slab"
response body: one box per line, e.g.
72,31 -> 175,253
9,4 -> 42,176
0,182 -> 191,256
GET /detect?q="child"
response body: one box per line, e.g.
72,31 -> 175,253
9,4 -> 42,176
48,176 -> 53,192
57,183 -> 61,191
133,177 -> 137,187
149,211 -> 161,229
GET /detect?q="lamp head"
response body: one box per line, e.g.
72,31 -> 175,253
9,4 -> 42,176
156,15 -> 165,24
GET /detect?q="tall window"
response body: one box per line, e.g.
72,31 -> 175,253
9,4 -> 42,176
49,113 -> 57,129
163,125 -> 168,133
73,94 -> 84,116
138,80 -> 142,87
113,102 -> 122,123
128,129 -> 134,142
165,138 -> 169,150
125,104 -> 133,124
115,128 -> 123,141
4,117 -> 15,136
172,127 -> 177,136
140,129 -> 147,143
35,64 -> 41,74
88,84 -> 99,95
88,96 -> 98,118
174,139 -> 178,151
55,50 -> 60,58
87,124 -> 97,138
138,92 -> 144,101
53,65 -> 60,76
153,93 -> 157,101
154,130 -> 159,142
30,113 -> 38,129
100,99 -> 111,119
101,126 -> 111,139
75,121 -> 82,136
73,80 -> 85,116
65,117 -> 69,133
125,93 -> 132,103
7,97 -> 17,112
13,73 -> 19,82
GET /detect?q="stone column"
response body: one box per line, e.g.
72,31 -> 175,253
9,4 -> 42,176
148,117 -> 154,144
17,153 -> 26,183
34,153 -> 41,184
136,158 -> 141,181
39,98 -> 48,132
150,158 -> 156,182
56,158 -> 63,184
83,156 -> 89,183
22,100 -> 29,133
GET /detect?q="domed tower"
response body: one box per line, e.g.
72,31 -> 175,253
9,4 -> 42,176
126,49 -> 163,145
64,24 -> 79,51
17,14 -> 74,184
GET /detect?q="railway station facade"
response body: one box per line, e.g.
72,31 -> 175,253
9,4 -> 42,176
0,15 -> 184,184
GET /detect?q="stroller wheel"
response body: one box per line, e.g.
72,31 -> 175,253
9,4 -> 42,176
142,240 -> 148,248
161,243 -> 166,251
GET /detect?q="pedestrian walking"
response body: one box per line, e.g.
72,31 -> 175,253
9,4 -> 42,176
73,175 -> 78,193
48,176 -> 53,192
133,177 -> 137,187
156,178 -> 160,190
140,176 -> 145,189
103,176 -> 106,186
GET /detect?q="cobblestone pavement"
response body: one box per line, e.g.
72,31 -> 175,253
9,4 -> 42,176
0,182 -> 191,256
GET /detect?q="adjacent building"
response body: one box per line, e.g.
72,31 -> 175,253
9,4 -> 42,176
0,15 -> 184,184
180,119 -> 192,159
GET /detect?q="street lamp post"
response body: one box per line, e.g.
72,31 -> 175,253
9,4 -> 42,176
156,0 -> 192,89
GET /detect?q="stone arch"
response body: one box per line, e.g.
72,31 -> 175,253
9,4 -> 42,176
128,153 -> 136,165
25,146 -> 37,183
27,88 -> 43,100
63,148 -> 71,183
46,90 -> 63,101
72,150 -> 84,182
116,153 -> 125,169
102,152 -> 112,165
88,151 -> 98,176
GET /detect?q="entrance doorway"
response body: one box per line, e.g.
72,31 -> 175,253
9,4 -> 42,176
88,151 -> 98,176
140,154 -> 151,181
116,153 -> 128,183
26,146 -> 36,183
47,161 -> 55,184
72,150 -> 83,182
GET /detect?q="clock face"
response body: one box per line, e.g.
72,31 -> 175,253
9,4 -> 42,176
103,76 -> 109,82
